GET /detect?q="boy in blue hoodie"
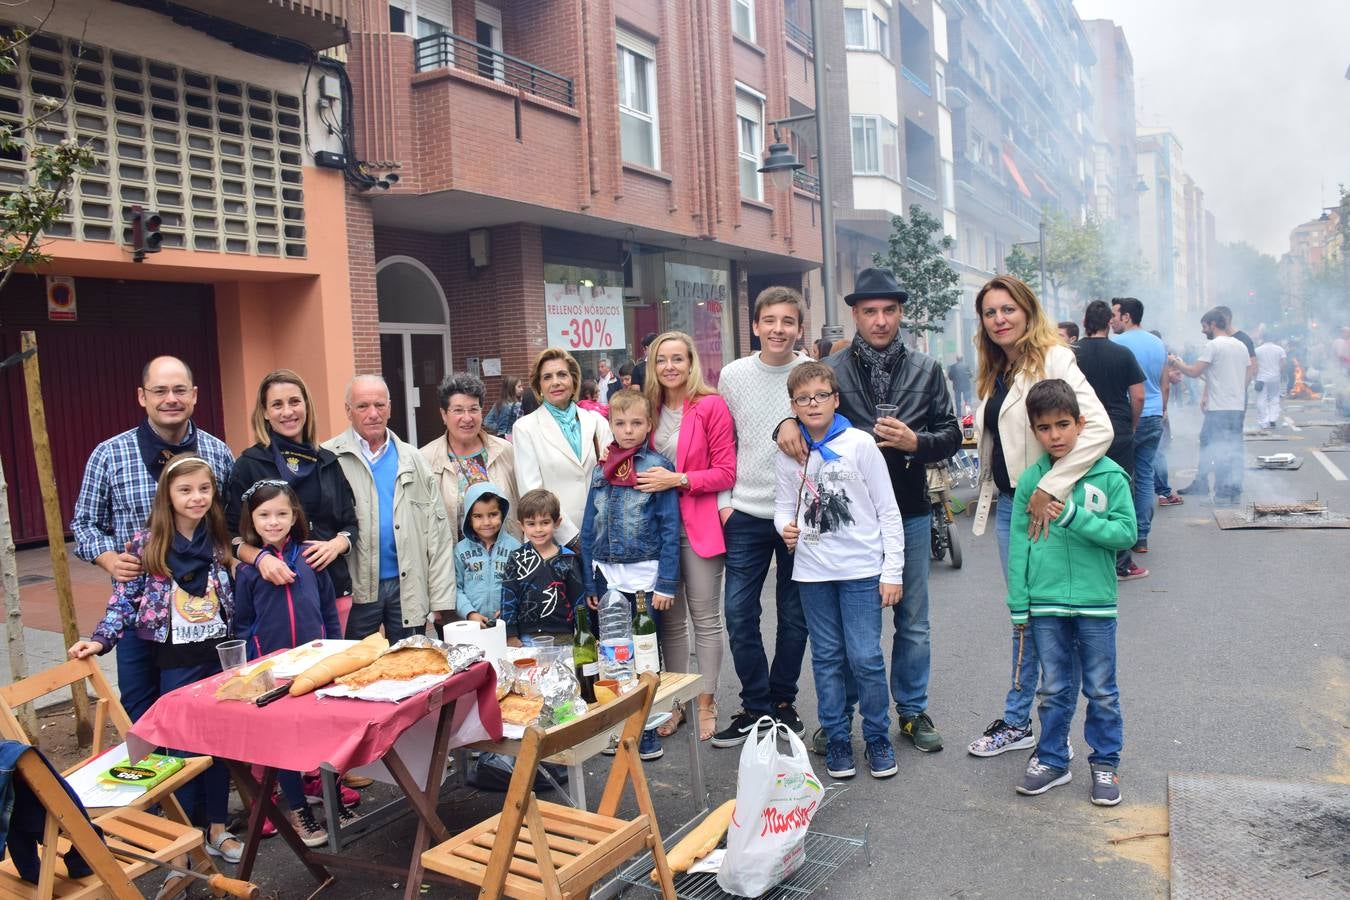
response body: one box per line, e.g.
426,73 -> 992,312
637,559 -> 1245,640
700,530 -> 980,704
1007,379 -> 1137,806
454,482 -> 522,625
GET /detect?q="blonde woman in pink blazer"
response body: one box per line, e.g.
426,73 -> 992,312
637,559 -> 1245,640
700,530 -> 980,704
639,331 -> 737,740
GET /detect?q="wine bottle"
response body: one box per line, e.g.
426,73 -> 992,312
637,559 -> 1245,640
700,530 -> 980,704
633,590 -> 660,675
573,603 -> 598,703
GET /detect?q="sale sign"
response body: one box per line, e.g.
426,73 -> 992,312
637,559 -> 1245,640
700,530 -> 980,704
544,283 -> 625,352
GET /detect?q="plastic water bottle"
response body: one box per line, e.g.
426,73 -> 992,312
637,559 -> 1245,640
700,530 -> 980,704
597,589 -> 635,683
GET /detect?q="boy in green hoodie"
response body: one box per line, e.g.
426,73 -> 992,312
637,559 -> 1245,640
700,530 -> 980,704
1008,379 -> 1137,806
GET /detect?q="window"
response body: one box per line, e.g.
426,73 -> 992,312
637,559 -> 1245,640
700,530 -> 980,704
617,32 -> 660,169
475,2 -> 504,82
850,115 -> 898,179
389,5 -> 406,32
873,14 -> 890,58
844,8 -> 867,48
732,0 -> 755,41
736,87 -> 764,200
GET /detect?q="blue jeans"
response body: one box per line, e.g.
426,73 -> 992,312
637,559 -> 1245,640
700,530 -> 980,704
1029,617 -> 1122,770
160,659 -> 229,825
838,513 -> 933,719
346,577 -> 416,642
721,511 -> 808,715
995,494 -> 1040,726
1131,416 -> 1164,543
116,632 -> 160,722
799,577 -> 890,744
1153,444 -> 1172,496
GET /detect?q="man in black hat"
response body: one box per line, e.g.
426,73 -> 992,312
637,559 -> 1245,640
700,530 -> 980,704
778,267 -> 960,756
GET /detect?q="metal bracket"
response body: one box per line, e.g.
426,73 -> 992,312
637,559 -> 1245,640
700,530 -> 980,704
0,347 -> 37,371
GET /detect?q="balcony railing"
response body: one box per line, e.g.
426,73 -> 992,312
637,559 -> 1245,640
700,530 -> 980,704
785,19 -> 813,53
901,65 -> 933,97
906,177 -> 938,201
414,32 -> 574,107
793,169 -> 820,195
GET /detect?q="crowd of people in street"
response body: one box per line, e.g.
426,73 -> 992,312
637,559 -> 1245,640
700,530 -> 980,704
62,267 -> 1347,861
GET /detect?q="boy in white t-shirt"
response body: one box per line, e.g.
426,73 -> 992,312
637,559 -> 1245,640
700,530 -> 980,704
774,362 -> 905,780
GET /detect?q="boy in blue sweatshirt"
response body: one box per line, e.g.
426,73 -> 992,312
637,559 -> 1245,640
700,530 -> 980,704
454,482 -> 522,625
1007,379 -> 1137,806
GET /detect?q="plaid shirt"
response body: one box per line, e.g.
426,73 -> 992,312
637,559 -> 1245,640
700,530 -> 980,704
71,424 -> 235,565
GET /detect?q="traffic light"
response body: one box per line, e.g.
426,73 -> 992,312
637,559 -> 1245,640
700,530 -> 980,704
129,206 -> 162,261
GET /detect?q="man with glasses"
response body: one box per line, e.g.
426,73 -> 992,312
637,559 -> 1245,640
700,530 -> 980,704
71,355 -> 234,720
779,267 -> 960,756
325,375 -> 455,641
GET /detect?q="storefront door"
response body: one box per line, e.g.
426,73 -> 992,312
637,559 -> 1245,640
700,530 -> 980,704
376,257 -> 451,446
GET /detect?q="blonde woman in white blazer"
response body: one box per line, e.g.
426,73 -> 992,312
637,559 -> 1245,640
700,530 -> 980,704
512,348 -> 613,547
966,275 -> 1113,759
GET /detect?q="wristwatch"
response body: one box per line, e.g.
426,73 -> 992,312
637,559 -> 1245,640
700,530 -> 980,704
679,473 -> 690,489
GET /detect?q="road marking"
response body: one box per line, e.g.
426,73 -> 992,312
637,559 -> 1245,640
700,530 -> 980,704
1312,450 -> 1348,481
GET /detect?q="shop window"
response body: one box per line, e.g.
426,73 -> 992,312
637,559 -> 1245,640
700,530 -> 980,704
735,87 -> 763,201
617,31 -> 660,169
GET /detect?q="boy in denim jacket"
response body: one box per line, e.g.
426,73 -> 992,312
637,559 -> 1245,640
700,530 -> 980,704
454,482 -> 522,624
579,390 -> 680,760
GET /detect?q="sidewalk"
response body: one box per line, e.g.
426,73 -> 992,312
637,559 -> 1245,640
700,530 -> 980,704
0,541 -> 119,699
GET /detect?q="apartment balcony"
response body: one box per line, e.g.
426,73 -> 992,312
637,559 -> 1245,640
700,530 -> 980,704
793,169 -> 820,196
170,0 -> 350,50
414,32 -> 574,107
785,19 -> 813,54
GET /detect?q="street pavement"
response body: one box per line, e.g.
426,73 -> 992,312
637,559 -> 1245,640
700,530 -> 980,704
5,398 -> 1346,897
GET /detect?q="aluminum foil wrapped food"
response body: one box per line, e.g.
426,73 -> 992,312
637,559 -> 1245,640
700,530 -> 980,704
382,634 -> 486,672
537,655 -> 587,727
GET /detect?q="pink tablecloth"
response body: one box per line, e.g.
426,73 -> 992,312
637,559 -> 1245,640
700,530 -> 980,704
128,661 -> 503,772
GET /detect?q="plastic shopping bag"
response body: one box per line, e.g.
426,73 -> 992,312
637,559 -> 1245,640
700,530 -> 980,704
717,716 -> 824,897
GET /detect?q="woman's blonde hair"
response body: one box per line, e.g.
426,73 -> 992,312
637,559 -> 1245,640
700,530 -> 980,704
972,275 -> 1060,399
643,331 -> 718,413
529,348 -> 582,405
250,369 -> 316,447
142,454 -> 232,580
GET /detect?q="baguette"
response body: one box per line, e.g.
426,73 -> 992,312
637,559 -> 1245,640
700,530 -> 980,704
651,799 -> 735,880
288,633 -> 389,696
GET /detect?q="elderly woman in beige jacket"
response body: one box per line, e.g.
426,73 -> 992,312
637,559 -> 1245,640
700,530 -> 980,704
511,348 -> 613,547
420,372 -> 519,542
966,274 -> 1112,759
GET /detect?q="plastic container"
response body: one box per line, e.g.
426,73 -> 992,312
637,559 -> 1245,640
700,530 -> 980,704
597,589 -> 636,683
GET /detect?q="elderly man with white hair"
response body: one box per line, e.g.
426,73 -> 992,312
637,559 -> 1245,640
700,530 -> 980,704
324,374 -> 455,640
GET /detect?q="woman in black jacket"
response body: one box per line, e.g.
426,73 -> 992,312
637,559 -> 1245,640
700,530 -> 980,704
225,370 -> 358,626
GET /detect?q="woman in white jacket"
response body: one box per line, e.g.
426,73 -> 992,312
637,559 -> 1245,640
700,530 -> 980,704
512,348 -> 613,548
966,275 -> 1112,759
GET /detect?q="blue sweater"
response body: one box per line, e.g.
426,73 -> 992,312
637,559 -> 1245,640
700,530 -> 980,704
233,540 -> 340,658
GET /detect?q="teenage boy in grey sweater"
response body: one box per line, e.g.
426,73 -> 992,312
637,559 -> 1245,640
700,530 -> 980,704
711,286 -> 813,747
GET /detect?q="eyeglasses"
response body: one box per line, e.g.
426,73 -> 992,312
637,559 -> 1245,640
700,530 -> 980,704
447,406 -> 482,417
144,386 -> 192,399
791,391 -> 837,407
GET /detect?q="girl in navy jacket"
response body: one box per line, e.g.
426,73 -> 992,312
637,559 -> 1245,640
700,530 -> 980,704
232,479 -> 340,847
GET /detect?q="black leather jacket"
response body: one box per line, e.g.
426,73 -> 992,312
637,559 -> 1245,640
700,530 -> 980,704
825,342 -> 962,517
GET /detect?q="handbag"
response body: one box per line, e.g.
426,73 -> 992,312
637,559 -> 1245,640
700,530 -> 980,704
716,717 -> 823,896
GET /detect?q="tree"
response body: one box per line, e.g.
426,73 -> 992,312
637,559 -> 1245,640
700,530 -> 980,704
1004,245 -> 1039,290
1213,241 -> 1282,326
1036,209 -> 1144,313
1,20 -> 96,299
873,204 -> 961,334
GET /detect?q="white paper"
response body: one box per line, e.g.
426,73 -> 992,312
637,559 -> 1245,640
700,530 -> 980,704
268,639 -> 358,679
64,742 -> 146,809
482,358 -> 502,376
688,849 -> 725,875
315,673 -> 451,703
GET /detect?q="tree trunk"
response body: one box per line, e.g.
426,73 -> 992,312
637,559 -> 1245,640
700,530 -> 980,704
0,453 -> 39,736
20,331 -> 92,747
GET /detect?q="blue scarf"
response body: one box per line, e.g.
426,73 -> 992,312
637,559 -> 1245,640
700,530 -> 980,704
136,419 -> 197,480
543,401 -> 583,459
166,521 -> 214,596
798,413 -> 852,461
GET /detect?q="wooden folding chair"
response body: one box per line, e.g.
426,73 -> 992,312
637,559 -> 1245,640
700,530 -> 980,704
421,672 -> 677,899
0,745 -> 204,899
0,657 -> 212,817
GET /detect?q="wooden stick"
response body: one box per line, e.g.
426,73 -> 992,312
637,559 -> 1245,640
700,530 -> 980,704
1108,830 -> 1169,844
20,331 -> 92,746
0,452 -> 38,735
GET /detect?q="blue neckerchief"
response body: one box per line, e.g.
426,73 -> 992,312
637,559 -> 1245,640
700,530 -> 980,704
166,520 -> 213,596
543,401 -> 583,459
798,413 -> 852,461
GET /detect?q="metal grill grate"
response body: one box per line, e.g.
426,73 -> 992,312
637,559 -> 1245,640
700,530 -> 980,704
616,830 -> 867,900
0,23 -> 306,258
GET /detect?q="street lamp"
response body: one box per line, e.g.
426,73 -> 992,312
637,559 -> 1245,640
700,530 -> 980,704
756,0 -> 842,341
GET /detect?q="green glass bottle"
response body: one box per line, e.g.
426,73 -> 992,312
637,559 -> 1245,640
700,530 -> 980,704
633,590 -> 660,675
573,603 -> 598,703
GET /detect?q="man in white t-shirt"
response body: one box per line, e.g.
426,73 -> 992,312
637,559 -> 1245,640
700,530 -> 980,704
1253,337 -> 1287,429
1170,308 -> 1250,505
